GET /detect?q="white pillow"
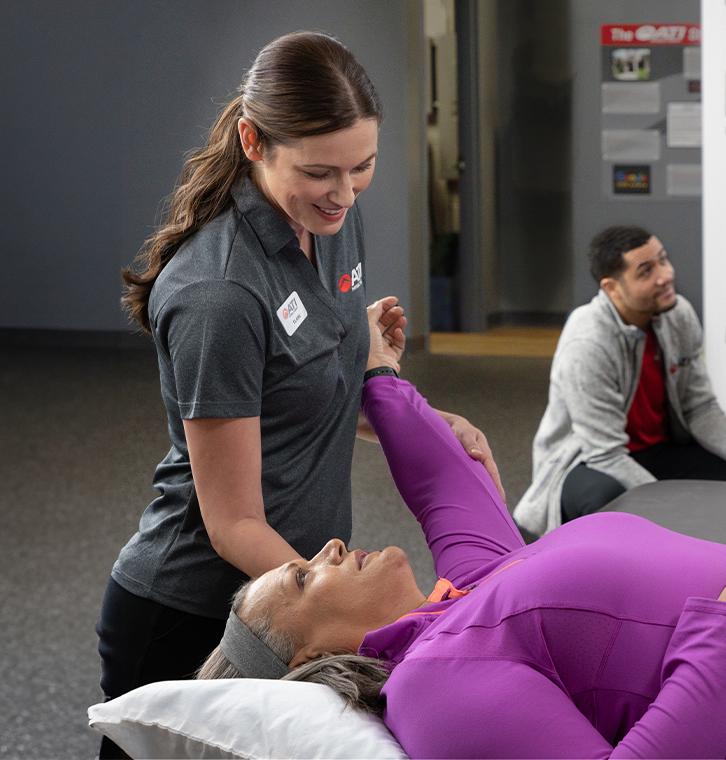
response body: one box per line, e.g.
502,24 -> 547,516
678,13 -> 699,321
88,678 -> 409,759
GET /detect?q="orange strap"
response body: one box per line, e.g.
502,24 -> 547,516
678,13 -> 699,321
396,579 -> 472,621
396,559 -> 525,622
428,577 -> 472,603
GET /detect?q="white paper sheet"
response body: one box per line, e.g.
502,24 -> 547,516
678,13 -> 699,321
602,129 -> 661,160
667,164 -> 701,195
683,46 -> 701,80
666,102 -> 702,147
601,82 -> 660,114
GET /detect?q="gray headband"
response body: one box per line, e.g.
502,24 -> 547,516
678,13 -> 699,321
220,610 -> 290,680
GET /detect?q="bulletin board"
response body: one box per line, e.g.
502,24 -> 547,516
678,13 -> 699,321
600,23 -> 701,200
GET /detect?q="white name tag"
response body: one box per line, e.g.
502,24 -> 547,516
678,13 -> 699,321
276,291 -> 308,336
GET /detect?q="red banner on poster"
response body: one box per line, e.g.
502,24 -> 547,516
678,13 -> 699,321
601,24 -> 700,46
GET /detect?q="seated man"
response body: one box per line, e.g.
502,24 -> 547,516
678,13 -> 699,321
513,225 -> 726,537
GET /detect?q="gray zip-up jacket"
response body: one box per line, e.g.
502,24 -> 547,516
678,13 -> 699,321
513,290 -> 726,536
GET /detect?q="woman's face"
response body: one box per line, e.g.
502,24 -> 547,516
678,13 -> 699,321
242,118 -> 379,239
243,539 -> 426,668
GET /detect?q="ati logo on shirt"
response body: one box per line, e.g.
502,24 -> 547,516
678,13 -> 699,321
338,262 -> 362,293
276,291 -> 308,336
282,299 -> 297,321
670,356 -> 693,374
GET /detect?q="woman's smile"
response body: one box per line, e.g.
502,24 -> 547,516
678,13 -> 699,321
313,204 -> 348,222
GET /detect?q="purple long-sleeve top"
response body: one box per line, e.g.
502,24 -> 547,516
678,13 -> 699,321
359,377 -> 726,759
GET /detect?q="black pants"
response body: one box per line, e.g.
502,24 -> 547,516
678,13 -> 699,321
561,440 -> 726,524
96,577 -> 226,759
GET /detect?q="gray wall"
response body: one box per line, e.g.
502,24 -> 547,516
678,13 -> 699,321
0,1 -> 419,333
570,0 -> 702,315
496,0 -> 573,319
3,1 -> 701,334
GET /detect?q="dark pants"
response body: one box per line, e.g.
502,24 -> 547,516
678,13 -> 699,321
96,577 -> 226,759
561,440 -> 726,524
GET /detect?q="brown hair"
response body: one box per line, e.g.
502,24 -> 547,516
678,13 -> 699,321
122,31 -> 383,332
589,225 -> 652,284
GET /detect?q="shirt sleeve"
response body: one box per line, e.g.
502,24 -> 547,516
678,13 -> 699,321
555,339 -> 656,489
672,305 -> 726,458
684,366 -> 726,459
155,279 -> 267,419
610,597 -> 726,759
385,658 -> 616,759
360,377 -> 524,584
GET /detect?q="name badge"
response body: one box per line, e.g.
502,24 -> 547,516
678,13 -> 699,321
276,291 -> 308,336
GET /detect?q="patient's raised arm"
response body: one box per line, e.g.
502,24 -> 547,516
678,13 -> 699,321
364,299 -> 506,501
361,376 -> 524,585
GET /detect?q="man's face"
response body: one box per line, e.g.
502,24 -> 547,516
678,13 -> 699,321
603,236 -> 677,329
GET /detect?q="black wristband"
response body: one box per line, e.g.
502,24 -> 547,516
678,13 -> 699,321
364,366 -> 399,383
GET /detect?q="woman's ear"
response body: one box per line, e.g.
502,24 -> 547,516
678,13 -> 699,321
288,645 -> 324,670
238,118 -> 263,162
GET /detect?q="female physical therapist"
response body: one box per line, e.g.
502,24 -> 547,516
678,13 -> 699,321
95,30 -> 501,758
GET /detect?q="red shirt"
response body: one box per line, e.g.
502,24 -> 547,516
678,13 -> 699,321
625,329 -> 668,451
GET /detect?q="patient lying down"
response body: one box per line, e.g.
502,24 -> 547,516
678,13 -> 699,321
198,303 -> 726,760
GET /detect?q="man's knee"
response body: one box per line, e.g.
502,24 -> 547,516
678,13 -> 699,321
632,441 -> 726,481
561,464 -> 627,523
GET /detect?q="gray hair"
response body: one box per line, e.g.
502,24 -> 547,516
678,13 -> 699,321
197,580 -> 390,716
283,653 -> 391,716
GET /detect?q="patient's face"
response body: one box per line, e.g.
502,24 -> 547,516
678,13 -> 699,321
243,539 -> 425,662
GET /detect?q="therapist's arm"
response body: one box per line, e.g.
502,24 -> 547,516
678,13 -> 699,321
183,415 -> 302,578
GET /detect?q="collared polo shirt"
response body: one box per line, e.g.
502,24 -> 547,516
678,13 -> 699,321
112,178 -> 368,618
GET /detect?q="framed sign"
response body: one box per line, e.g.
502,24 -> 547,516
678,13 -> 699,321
600,23 -> 701,200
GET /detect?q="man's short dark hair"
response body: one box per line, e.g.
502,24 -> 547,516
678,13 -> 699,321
589,225 -> 652,284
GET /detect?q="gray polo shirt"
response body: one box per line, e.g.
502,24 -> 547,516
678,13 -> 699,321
112,178 -> 368,618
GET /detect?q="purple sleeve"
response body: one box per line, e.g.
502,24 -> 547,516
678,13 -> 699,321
385,600 -> 726,759
610,598 -> 726,759
360,377 -> 523,584
385,658 -> 614,759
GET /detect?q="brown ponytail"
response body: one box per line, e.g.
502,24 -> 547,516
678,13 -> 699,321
121,97 -> 246,332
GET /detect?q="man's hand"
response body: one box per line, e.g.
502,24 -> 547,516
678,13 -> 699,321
367,297 -> 406,371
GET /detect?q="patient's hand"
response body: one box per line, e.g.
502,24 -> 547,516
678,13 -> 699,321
719,585 -> 726,602
367,297 -> 406,372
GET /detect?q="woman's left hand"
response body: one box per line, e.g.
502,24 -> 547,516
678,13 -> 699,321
437,410 -> 506,503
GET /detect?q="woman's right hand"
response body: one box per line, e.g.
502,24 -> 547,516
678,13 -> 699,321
719,585 -> 726,602
366,296 -> 406,371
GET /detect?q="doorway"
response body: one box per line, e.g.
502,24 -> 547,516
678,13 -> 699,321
424,0 -> 461,330
424,0 -> 573,332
